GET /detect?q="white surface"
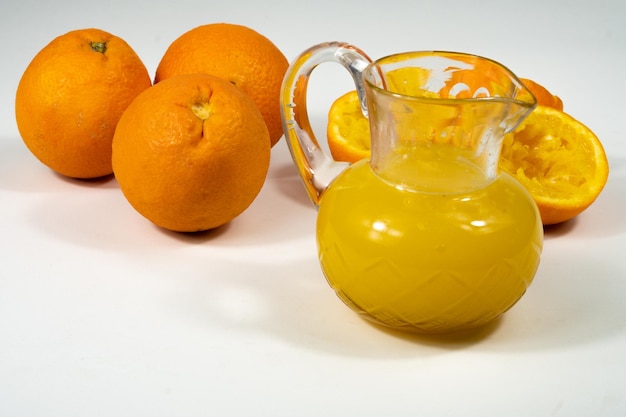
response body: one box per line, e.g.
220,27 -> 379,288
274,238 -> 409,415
1,1 -> 625,416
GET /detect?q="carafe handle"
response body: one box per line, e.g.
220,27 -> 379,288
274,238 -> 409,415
280,42 -> 373,206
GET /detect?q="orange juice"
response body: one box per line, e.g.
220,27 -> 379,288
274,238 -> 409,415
316,157 -> 543,334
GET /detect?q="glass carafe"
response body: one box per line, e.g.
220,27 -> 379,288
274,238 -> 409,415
280,43 -> 543,334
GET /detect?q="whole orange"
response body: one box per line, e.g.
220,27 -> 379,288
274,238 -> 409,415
15,28 -> 151,178
112,73 -> 271,232
154,23 -> 288,147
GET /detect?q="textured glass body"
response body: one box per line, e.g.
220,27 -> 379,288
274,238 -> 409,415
317,159 -> 543,333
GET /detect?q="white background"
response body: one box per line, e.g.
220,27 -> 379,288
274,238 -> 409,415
1,1 -> 625,416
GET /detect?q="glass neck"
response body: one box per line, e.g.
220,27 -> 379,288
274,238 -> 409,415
366,91 -> 515,194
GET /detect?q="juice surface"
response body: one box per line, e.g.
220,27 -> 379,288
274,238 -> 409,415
316,159 -> 543,333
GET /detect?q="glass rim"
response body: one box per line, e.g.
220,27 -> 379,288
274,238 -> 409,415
362,49 -> 537,108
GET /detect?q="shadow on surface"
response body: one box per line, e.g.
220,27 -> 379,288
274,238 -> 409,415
270,161 -> 314,208
173,247 -> 626,358
362,318 -> 503,349
0,137 -> 118,192
164,243 -> 625,360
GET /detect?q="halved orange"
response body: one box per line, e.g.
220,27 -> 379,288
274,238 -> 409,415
327,90 -> 371,163
500,105 -> 609,225
520,78 -> 564,111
